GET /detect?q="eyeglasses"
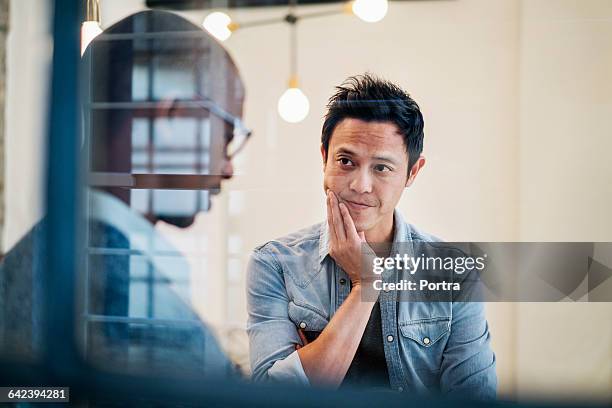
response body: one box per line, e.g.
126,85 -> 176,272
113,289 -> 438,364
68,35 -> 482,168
225,119 -> 252,160
192,97 -> 252,160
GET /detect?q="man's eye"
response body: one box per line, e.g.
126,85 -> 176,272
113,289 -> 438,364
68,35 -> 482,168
374,164 -> 391,172
338,158 -> 354,166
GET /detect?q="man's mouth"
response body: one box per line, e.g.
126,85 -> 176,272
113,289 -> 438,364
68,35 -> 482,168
345,200 -> 374,211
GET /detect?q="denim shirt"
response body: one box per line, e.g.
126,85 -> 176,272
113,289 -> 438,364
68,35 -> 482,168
246,209 -> 497,399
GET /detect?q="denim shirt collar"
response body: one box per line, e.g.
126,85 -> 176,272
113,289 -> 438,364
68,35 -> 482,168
318,208 -> 410,264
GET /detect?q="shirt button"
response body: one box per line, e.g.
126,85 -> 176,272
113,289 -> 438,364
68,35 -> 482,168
299,322 -> 307,329
387,335 -> 394,342
423,337 -> 431,345
339,278 -> 347,285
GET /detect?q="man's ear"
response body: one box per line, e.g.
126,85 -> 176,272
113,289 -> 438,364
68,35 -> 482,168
405,156 -> 426,188
320,144 -> 327,170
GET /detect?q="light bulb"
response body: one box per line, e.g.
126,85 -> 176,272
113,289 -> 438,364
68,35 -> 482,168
81,21 -> 103,56
352,0 -> 388,23
203,12 -> 234,41
278,87 -> 310,123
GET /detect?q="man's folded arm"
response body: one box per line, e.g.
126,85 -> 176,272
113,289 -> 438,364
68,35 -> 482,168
246,247 -> 309,385
439,300 -> 497,400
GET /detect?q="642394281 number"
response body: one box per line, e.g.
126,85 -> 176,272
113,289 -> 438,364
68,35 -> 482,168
1,387 -> 69,402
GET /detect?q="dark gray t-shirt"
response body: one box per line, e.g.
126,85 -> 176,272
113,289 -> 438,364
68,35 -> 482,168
341,300 -> 390,389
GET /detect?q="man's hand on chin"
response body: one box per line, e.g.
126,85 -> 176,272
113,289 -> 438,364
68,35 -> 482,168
326,190 -> 377,288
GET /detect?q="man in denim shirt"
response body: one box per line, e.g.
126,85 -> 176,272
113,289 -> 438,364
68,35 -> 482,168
246,74 -> 496,399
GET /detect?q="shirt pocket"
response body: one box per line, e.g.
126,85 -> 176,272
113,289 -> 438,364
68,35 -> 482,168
398,317 -> 451,374
287,301 -> 329,333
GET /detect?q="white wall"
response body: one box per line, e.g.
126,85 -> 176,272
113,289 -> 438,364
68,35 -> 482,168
516,0 -> 612,401
2,0 -> 52,251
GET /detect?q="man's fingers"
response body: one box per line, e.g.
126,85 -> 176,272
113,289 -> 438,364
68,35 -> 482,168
297,328 -> 309,346
326,191 -> 338,244
339,202 -> 361,243
330,191 -> 347,241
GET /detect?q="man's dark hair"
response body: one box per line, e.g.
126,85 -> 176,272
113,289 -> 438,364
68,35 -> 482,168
321,73 -> 424,173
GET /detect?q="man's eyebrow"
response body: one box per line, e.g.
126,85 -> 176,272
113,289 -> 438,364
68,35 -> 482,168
336,147 -> 357,156
372,155 -> 399,165
335,147 -> 400,166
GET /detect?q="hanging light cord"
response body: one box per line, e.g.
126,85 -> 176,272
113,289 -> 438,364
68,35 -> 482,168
288,0 -> 298,86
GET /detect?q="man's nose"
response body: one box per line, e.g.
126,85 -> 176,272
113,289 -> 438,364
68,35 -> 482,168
349,168 -> 372,194
221,159 -> 234,179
